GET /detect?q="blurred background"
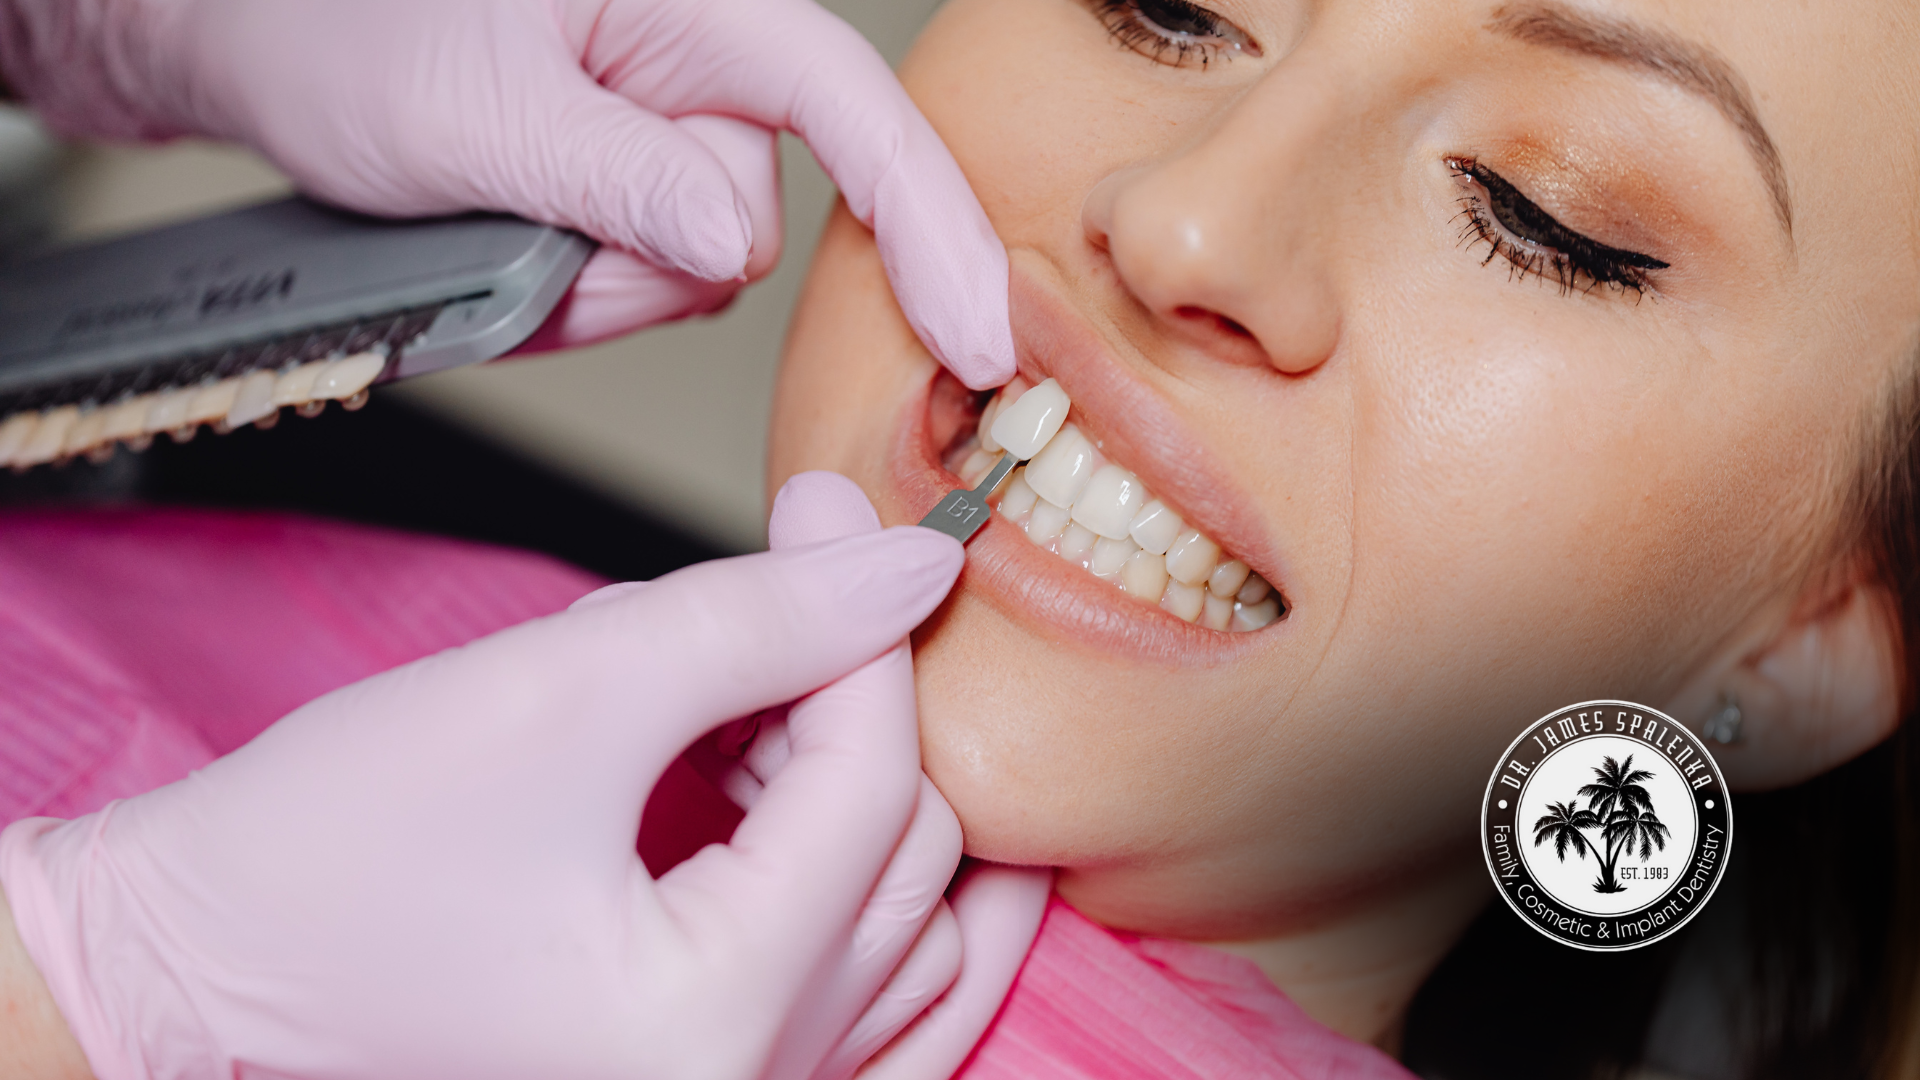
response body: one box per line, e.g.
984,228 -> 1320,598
0,0 -> 940,579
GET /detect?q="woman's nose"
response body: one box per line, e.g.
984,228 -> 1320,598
1082,88 -> 1342,377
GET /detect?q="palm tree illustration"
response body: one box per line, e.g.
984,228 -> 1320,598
1531,755 -> 1671,893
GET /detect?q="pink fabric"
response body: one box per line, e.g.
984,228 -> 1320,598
959,900 -> 1415,1080
0,507 -> 1413,1078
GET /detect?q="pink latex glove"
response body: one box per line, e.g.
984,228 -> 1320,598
0,0 -> 1015,389
706,472 -> 1052,1080
0,503 -> 1014,1080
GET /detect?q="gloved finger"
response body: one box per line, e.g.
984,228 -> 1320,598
579,0 -> 1016,389
773,773 -> 963,1076
515,73 -> 753,282
512,115 -> 784,353
770,471 -> 886,548
655,641 -> 925,993
854,864 -> 1054,1080
813,899 -> 964,1080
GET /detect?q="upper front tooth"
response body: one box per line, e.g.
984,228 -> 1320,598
988,377 -> 1070,459
1127,500 -> 1185,555
1023,422 -> 1099,507
1070,465 -> 1146,539
1164,529 -> 1222,586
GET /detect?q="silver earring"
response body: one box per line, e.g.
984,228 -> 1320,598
1703,696 -> 1743,745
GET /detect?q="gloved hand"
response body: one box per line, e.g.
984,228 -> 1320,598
705,472 -> 1052,1080
0,0 -> 1015,388
0,481 -> 1022,1080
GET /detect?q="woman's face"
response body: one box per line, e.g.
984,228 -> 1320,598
769,0 -> 1920,940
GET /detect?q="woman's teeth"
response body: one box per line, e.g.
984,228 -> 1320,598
948,378 -> 1282,634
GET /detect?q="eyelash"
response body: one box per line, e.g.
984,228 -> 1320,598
1093,0 -> 1257,69
1447,158 -> 1669,298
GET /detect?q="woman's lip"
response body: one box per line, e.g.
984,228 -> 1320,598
886,272 -> 1288,664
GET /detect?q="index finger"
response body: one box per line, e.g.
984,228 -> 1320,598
579,0 -> 1017,389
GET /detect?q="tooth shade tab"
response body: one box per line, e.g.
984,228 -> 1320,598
1128,500 -> 1184,555
226,372 -> 280,429
144,389 -> 191,435
1023,423 -> 1099,507
18,406 -> 78,466
1089,535 -> 1138,579
1071,465 -> 1147,540
314,352 -> 386,400
62,408 -> 109,457
102,396 -> 153,442
989,377 -> 1070,459
1164,529 -> 1221,586
0,413 -> 38,466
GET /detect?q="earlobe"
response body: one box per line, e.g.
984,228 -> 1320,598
1690,576 -> 1904,792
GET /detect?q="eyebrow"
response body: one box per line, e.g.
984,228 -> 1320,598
1489,2 -> 1793,234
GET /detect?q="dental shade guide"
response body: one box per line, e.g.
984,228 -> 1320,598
919,450 -> 1019,543
0,196 -> 594,471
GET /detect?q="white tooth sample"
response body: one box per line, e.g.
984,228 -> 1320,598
976,391 -> 1009,453
1058,523 -> 1098,567
61,408 -> 109,457
988,377 -> 1070,459
958,447 -> 995,488
1161,579 -> 1206,623
18,406 -> 78,465
1070,465 -> 1147,540
101,396 -> 153,443
1164,529 -> 1222,586
272,361 -> 332,407
1202,592 -> 1235,631
1026,496 -> 1071,545
1022,422 -> 1099,507
998,470 -> 1039,521
1089,535 -> 1137,579
1209,559 -> 1252,599
225,371 -> 280,429
1120,548 -> 1170,601
1236,575 -> 1272,605
1233,597 -> 1282,632
313,352 -> 385,400
0,412 -> 39,466
143,389 -> 191,435
186,379 -> 242,425
1128,500 -> 1185,555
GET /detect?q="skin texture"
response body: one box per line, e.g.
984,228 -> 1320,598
768,0 -> 1920,1047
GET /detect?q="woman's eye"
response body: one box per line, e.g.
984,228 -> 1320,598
1093,0 -> 1260,69
1446,158 -> 1669,297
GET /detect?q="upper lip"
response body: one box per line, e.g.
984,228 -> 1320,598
893,260 -> 1287,660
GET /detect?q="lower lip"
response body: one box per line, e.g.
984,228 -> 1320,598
889,375 -> 1272,664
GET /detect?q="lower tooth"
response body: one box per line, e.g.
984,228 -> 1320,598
1202,592 -> 1235,631
1027,497 -> 1071,545
958,447 -> 995,488
1165,529 -> 1222,586
1089,535 -> 1137,579
1161,579 -> 1206,623
1058,523 -> 1098,568
1120,549 -> 1170,601
1233,597 -> 1282,631
998,470 -> 1039,522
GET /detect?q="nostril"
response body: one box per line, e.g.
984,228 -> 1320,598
1174,306 -> 1254,340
